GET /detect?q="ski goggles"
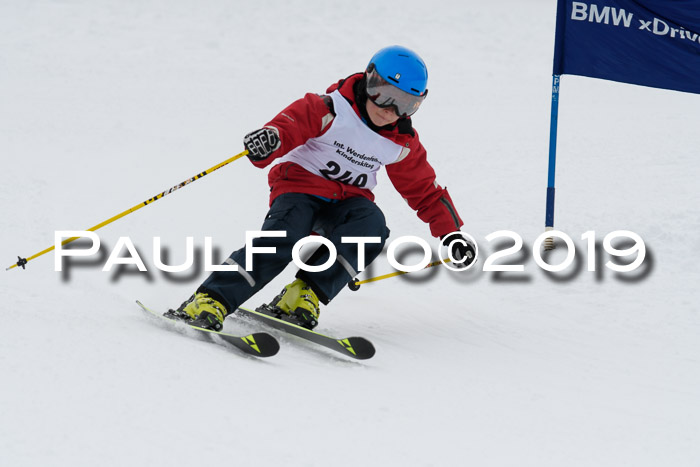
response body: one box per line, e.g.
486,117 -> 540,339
365,66 -> 427,118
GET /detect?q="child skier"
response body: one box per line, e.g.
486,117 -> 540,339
169,45 -> 476,331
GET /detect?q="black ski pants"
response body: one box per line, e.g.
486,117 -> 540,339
199,193 -> 390,312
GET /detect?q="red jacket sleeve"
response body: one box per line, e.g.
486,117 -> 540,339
249,93 -> 334,169
385,136 -> 464,238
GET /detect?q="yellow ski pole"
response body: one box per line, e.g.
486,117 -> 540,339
7,150 -> 249,271
348,258 -> 452,291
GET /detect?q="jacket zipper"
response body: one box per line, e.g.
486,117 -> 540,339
440,196 -> 461,230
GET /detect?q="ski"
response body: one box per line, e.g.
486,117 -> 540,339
136,300 -> 279,358
233,305 -> 376,360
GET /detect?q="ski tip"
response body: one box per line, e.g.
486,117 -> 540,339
244,332 -> 281,357
339,337 -> 376,360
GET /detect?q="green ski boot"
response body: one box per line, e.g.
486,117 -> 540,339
271,278 -> 320,329
168,292 -> 228,331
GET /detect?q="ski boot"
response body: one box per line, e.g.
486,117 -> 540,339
165,292 -> 228,331
267,278 -> 320,329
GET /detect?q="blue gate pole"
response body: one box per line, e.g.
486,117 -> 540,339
544,74 -> 560,250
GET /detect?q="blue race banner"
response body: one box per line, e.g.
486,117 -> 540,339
553,0 -> 700,94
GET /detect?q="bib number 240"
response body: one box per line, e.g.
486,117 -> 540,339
319,161 -> 368,188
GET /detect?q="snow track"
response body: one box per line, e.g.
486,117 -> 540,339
1,1 -> 699,466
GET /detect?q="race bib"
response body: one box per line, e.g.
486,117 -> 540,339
278,90 -> 408,190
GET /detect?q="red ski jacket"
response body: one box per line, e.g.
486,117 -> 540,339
250,73 -> 463,238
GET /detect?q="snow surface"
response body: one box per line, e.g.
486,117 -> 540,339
1,1 -> 699,466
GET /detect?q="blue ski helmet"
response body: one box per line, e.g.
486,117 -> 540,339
367,45 -> 428,96
366,45 -> 428,117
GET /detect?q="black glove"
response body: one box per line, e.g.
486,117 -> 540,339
244,127 -> 281,161
441,232 -> 477,268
